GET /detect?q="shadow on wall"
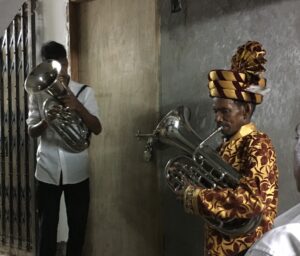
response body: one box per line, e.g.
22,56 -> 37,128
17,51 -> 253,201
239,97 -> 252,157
161,0 -> 295,29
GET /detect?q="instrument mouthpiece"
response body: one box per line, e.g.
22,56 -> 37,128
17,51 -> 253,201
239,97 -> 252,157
217,126 -> 223,132
198,126 -> 223,148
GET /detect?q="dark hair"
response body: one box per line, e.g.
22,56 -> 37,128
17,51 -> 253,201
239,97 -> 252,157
41,41 -> 67,61
233,100 -> 256,117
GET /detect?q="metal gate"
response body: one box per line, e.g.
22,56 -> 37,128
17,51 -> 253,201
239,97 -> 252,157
0,0 -> 36,254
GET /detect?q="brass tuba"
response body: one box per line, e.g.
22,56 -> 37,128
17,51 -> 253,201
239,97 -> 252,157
137,106 -> 262,236
24,60 -> 89,153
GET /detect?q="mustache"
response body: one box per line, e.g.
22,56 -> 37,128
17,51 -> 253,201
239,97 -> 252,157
217,122 -> 229,129
217,122 -> 227,128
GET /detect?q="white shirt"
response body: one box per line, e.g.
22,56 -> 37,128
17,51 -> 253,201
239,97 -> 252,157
26,80 -> 100,185
245,203 -> 300,256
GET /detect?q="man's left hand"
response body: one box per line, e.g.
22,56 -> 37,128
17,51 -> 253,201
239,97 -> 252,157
58,88 -> 82,111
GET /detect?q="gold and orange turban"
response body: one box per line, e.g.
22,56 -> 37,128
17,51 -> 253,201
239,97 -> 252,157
208,41 -> 268,104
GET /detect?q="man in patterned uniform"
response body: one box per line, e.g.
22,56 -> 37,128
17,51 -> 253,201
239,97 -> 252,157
183,41 -> 279,256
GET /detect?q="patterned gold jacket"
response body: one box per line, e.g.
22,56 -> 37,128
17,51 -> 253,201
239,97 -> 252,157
183,123 -> 279,256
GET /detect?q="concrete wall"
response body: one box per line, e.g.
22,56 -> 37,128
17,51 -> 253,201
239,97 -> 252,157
160,0 -> 300,255
0,0 -> 26,36
35,0 -> 69,58
76,1 -> 162,256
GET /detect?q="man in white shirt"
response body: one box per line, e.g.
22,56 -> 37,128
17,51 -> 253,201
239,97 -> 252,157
245,123 -> 300,256
26,41 -> 102,256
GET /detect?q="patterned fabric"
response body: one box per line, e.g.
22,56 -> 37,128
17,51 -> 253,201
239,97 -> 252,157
208,69 -> 266,104
183,123 -> 279,256
208,41 -> 268,104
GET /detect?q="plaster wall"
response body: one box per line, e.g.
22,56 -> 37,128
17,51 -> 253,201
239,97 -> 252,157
160,0 -> 300,255
35,0 -> 69,55
0,0 -> 26,36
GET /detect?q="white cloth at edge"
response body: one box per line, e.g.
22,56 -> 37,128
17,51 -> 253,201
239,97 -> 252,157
245,203 -> 300,256
274,202 -> 300,227
26,80 -> 100,185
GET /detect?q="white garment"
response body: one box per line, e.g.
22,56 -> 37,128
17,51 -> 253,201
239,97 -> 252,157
26,80 -> 100,185
274,203 -> 300,227
245,203 -> 300,256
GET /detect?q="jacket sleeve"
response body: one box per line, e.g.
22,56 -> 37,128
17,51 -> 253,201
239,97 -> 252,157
183,134 -> 278,219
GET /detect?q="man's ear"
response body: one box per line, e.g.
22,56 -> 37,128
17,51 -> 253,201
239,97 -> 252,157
243,103 -> 253,120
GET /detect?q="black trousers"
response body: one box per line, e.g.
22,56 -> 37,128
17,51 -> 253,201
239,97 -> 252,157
36,178 -> 90,256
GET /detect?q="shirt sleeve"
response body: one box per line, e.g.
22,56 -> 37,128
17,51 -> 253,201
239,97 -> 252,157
81,87 -> 100,121
183,134 -> 278,219
245,224 -> 300,256
26,94 -> 41,126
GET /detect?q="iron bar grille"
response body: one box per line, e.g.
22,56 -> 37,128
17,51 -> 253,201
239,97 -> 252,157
0,0 -> 36,253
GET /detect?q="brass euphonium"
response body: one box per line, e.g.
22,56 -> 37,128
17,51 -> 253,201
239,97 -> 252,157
136,106 -> 262,236
24,60 -> 89,153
